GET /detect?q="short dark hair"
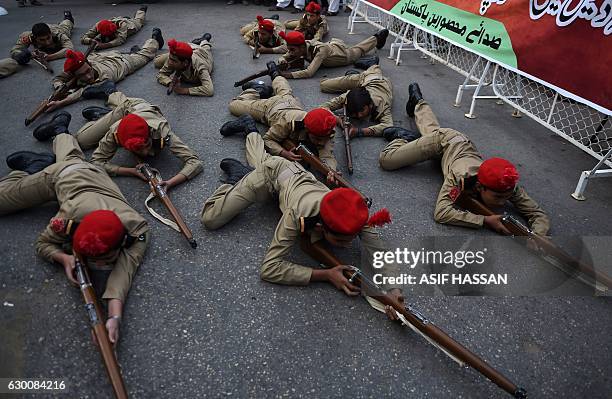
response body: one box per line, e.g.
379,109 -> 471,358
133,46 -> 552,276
31,23 -> 51,38
346,87 -> 372,116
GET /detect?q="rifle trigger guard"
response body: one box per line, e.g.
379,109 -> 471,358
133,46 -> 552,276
348,266 -> 361,284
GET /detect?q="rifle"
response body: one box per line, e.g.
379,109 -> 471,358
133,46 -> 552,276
138,164 -> 197,249
455,192 -> 612,291
299,236 -> 527,399
31,50 -> 54,74
282,139 -> 371,207
342,107 -> 354,175
233,58 -> 304,87
167,71 -> 180,96
25,42 -> 98,126
74,253 -> 129,399
253,33 -> 260,59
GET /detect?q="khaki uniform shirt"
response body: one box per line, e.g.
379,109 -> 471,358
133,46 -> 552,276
11,24 -> 73,57
35,161 -> 149,302
294,15 -> 329,41
260,162 -> 397,287
90,102 -> 203,179
320,67 -> 394,136
263,113 -> 338,170
157,43 -> 214,96
242,20 -> 287,54
81,17 -> 139,47
281,39 -> 351,79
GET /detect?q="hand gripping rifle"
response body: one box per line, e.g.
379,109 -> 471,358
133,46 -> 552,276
282,139 -> 371,207
74,253 -> 129,399
31,50 -> 54,74
25,41 -> 98,126
298,236 -> 527,399
455,192 -> 612,291
167,71 -> 180,96
138,164 -> 197,249
233,58 -> 304,87
342,106 -> 354,175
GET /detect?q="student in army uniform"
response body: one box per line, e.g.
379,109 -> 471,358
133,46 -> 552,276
0,11 -> 74,78
45,28 -> 164,112
277,29 -> 388,79
34,86 -> 203,191
379,83 -> 550,236
200,132 -> 403,318
284,1 -> 328,41
222,63 -> 338,171
1,134 -> 149,344
81,6 -> 148,51
155,36 -> 214,96
241,15 -> 287,54
319,64 -> 393,138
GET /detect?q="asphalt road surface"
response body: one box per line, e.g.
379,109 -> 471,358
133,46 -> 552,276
0,1 -> 611,398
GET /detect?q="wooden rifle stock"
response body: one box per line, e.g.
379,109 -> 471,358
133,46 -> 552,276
298,236 -> 527,399
74,254 -> 128,399
455,192 -> 611,290
25,42 -> 98,126
138,164 -> 197,248
342,107 -> 354,175
282,139 -> 371,207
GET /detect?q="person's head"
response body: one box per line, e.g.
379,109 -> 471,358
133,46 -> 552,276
72,210 -> 126,262
304,108 -> 336,145
64,50 -> 96,83
167,39 -> 193,71
31,23 -> 53,48
346,87 -> 373,119
319,188 -> 391,247
116,113 -> 152,158
279,31 -> 306,59
96,19 -> 118,41
475,157 -> 519,208
256,15 -> 275,43
304,2 -> 322,24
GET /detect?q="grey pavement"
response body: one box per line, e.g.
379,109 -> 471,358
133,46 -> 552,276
0,1 -> 611,398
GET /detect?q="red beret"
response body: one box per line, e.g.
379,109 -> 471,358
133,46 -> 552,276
257,15 -> 275,33
96,19 -> 117,37
64,49 -> 86,73
477,157 -> 520,192
73,210 -> 126,257
168,38 -> 193,59
279,30 -> 305,46
304,108 -> 336,137
305,1 -> 322,13
320,188 -> 391,235
116,114 -> 150,152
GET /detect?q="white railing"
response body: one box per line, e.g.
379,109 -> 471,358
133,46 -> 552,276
347,0 -> 612,200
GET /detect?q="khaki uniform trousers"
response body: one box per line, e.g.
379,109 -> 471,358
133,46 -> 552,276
0,134 -> 85,215
228,76 -> 304,126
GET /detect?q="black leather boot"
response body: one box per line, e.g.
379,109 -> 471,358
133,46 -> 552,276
266,61 -> 280,80
374,29 -> 389,49
192,33 -> 212,45
242,80 -> 273,99
63,10 -> 74,24
220,115 -> 259,136
33,112 -> 71,141
82,106 -> 112,121
81,80 -> 117,100
6,151 -> 55,174
152,28 -> 164,49
382,126 -> 421,142
353,55 -> 379,70
406,82 -> 423,118
220,158 -> 254,185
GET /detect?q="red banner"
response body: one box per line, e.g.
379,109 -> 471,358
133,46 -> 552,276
364,0 -> 612,114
